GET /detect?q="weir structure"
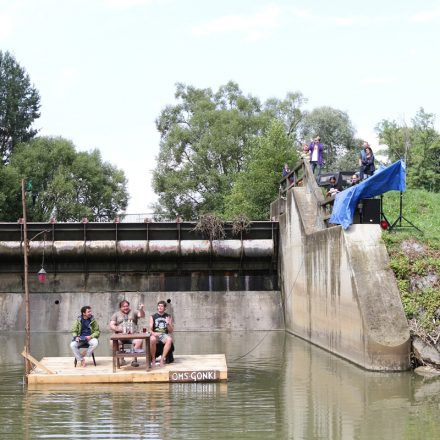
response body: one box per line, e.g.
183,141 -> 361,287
0,221 -> 283,333
272,160 -> 410,371
0,159 -> 411,371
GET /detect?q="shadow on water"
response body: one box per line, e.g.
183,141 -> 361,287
1,331 -> 440,439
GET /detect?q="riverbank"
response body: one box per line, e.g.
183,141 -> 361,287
382,189 -> 440,372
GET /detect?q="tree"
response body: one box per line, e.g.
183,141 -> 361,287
153,82 -> 268,220
224,120 -> 299,219
375,119 -> 408,162
376,108 -> 440,192
300,106 -> 358,171
264,92 -> 307,141
409,109 -> 440,191
0,51 -> 40,163
152,82 -> 305,220
0,137 -> 128,221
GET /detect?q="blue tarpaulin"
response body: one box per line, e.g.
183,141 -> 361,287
329,160 -> 406,229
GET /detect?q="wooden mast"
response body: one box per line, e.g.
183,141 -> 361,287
22,179 -> 31,379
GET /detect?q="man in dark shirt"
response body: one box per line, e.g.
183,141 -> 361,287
70,305 -> 100,367
149,300 -> 174,367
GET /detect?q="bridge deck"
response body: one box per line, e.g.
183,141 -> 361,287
28,354 -> 227,384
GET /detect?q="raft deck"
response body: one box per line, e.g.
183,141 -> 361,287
27,354 -> 227,384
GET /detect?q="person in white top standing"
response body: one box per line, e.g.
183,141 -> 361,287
308,136 -> 324,181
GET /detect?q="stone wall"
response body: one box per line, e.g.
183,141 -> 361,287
0,290 -> 284,332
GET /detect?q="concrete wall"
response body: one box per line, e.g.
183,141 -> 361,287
277,185 -> 410,370
0,290 -> 284,332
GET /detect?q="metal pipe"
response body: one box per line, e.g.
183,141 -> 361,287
0,239 -> 274,259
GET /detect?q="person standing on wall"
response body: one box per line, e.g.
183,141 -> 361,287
70,305 -> 100,367
359,142 -> 376,180
308,136 -> 324,181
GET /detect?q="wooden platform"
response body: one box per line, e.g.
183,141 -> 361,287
27,354 -> 227,384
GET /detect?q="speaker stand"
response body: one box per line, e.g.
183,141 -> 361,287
388,192 -> 422,233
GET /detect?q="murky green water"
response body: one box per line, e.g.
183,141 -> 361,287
1,331 -> 440,439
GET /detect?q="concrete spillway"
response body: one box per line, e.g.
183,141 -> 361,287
271,161 -> 410,371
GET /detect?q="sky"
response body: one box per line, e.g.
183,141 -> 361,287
1,0 -> 439,214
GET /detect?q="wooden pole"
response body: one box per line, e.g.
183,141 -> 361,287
22,179 -> 31,379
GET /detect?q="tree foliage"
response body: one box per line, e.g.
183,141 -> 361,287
224,120 -> 298,219
153,82 -> 305,220
300,106 -> 359,171
376,108 -> 440,192
0,137 -> 128,221
0,51 -> 40,163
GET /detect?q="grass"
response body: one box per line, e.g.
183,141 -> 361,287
381,189 -> 440,342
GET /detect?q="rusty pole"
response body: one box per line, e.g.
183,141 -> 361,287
22,179 -> 31,380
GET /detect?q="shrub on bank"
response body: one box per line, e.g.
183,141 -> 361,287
382,189 -> 440,367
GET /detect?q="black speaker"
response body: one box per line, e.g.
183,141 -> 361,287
361,198 -> 381,224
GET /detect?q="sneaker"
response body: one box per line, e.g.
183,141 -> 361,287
131,360 -> 139,367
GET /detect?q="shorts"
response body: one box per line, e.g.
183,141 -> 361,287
157,333 -> 171,343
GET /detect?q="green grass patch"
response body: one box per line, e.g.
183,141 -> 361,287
382,189 -> 440,247
382,188 -> 440,335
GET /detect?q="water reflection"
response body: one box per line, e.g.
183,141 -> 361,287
1,332 -> 440,439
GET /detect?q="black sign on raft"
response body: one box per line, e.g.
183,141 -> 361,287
169,370 -> 220,383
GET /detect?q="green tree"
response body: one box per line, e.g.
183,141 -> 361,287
153,82 -> 268,220
264,92 -> 307,141
0,51 -> 40,163
375,119 -> 408,162
0,137 -> 128,221
224,120 -> 298,219
376,108 -> 440,192
408,109 -> 440,191
300,106 -> 358,171
153,82 -> 305,220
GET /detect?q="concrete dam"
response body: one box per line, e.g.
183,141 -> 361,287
0,161 -> 410,371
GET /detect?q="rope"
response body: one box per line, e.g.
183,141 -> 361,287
232,252 -> 305,362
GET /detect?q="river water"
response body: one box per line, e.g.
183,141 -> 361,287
0,331 -> 439,440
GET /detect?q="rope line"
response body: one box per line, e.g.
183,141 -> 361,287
232,252 -> 306,362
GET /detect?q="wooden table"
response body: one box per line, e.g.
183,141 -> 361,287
111,333 -> 151,373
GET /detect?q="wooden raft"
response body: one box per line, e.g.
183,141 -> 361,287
27,354 -> 227,384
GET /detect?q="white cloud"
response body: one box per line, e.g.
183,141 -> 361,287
192,4 -> 281,42
58,67 -> 79,89
360,75 -> 398,85
0,12 -> 15,39
287,6 -> 400,27
289,7 -> 361,26
99,0 -> 156,9
411,7 -> 440,22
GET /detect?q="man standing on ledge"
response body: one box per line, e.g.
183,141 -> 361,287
70,305 -> 100,367
110,300 -> 145,366
149,300 -> 173,367
308,136 -> 324,181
